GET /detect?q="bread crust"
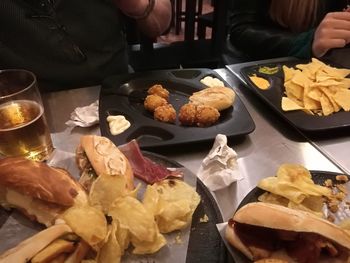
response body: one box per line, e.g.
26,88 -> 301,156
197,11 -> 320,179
233,202 -> 350,250
0,157 -> 79,206
189,86 -> 236,111
76,135 -> 134,190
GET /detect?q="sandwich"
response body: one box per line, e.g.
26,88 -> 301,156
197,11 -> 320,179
0,157 -> 87,227
225,202 -> 350,263
75,135 -> 134,191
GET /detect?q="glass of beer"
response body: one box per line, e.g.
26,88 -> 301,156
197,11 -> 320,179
0,69 -> 53,161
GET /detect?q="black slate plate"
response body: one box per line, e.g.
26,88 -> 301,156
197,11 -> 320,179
240,59 -> 350,132
0,151 -> 228,263
228,170 -> 349,263
143,151 -> 228,263
99,69 -> 255,150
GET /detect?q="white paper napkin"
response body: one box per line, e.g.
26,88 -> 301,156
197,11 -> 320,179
65,100 -> 99,127
197,134 -> 243,191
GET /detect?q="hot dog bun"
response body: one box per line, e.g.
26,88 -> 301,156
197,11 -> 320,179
75,135 -> 134,191
225,202 -> 350,262
0,157 -> 87,226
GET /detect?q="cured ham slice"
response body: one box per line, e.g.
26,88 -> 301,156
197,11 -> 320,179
118,140 -> 183,184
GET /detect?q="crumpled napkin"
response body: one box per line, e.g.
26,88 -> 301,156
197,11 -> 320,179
197,134 -> 243,191
65,100 -> 99,127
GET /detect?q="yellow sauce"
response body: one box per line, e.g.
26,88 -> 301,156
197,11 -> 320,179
249,74 -> 270,90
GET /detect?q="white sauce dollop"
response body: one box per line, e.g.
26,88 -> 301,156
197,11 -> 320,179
200,76 -> 225,88
107,115 -> 131,135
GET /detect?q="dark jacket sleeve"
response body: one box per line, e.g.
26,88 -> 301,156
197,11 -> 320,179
228,0 -> 314,60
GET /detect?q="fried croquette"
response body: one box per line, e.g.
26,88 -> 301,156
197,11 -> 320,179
154,104 -> 176,123
195,105 -> 220,127
178,103 -> 197,126
179,103 -> 220,127
144,94 -> 168,112
148,84 -> 169,100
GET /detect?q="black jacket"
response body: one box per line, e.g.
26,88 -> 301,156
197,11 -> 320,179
0,0 -> 128,91
228,0 -> 347,61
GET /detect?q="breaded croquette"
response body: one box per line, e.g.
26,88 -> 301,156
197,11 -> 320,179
178,103 -> 197,126
148,84 -> 169,100
154,104 -> 176,123
179,103 -> 220,127
144,94 -> 168,112
195,105 -> 220,127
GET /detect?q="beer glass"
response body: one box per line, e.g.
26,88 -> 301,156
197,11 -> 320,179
0,69 -> 53,161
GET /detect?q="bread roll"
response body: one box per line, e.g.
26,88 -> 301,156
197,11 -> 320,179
226,202 -> 350,262
76,135 -> 134,191
0,157 -> 87,226
189,86 -> 236,111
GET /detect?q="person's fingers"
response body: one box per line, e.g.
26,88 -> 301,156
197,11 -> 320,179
319,29 -> 350,41
322,18 -> 350,31
312,38 -> 347,57
324,11 -> 350,21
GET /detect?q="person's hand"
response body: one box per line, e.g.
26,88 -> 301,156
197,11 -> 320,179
312,11 -> 350,57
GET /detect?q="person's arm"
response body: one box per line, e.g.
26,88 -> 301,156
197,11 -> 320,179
113,0 -> 171,38
228,0 -> 309,60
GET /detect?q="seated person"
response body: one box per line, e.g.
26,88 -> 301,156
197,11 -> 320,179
228,0 -> 350,63
0,0 -> 171,91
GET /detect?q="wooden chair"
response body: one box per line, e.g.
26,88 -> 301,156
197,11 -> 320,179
174,0 -> 203,35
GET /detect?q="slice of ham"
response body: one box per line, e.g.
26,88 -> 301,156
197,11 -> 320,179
118,140 -> 183,184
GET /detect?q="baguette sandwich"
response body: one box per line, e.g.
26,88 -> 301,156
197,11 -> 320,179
75,135 -> 134,191
225,202 -> 350,263
0,157 -> 87,227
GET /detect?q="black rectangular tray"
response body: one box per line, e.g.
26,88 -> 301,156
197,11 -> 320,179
99,68 -> 255,150
240,59 -> 350,132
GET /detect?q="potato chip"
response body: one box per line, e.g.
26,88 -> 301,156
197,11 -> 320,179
60,206 -> 107,248
108,196 -> 166,254
258,192 -> 289,206
287,201 -> 323,218
131,231 -> 167,255
97,223 -> 122,263
89,173 -> 136,213
115,222 -> 130,251
143,179 -> 201,233
258,164 -> 332,204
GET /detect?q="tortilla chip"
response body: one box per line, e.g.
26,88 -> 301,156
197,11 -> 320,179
283,65 -> 298,82
284,81 -> 304,100
307,87 -> 323,102
281,97 -> 303,111
320,87 -> 341,112
333,89 -> 350,111
319,93 -> 334,116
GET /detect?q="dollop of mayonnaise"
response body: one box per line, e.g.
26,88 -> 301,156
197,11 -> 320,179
107,115 -> 131,135
200,76 -> 225,88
